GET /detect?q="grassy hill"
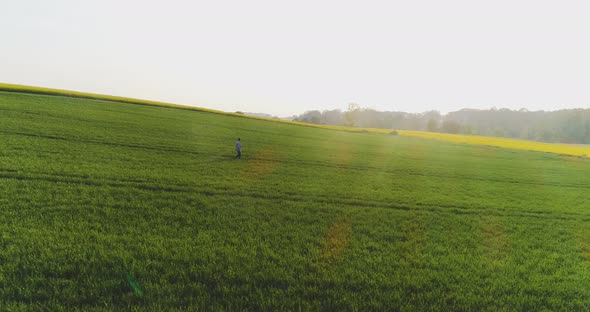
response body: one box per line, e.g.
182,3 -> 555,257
2,90 -> 590,310
3,83 -> 590,158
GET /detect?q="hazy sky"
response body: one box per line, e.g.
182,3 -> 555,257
2,0 -> 589,116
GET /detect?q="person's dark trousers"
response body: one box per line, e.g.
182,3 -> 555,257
236,151 -> 241,159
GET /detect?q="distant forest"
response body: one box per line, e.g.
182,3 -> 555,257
293,104 -> 590,144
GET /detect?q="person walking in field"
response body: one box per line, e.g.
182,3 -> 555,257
235,138 -> 242,159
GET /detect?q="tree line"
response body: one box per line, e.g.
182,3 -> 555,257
292,104 -> 590,144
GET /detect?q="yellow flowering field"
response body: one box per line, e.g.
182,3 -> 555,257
397,130 -> 590,157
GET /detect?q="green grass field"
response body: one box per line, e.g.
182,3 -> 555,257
2,90 -> 590,310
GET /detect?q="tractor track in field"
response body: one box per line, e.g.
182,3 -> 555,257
1,167 -> 588,223
3,129 -> 590,191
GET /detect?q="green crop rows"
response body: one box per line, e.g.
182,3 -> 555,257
1,91 -> 590,310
